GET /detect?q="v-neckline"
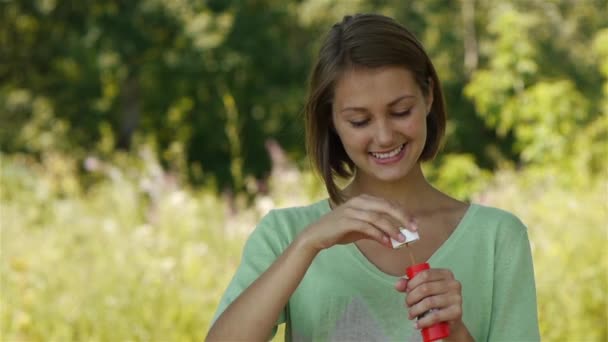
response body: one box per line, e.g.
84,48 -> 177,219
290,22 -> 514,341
321,199 -> 478,283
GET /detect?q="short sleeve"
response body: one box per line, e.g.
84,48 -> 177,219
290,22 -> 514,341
488,215 -> 540,341
211,210 -> 287,337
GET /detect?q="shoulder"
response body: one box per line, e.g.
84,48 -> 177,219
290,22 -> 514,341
268,198 -> 330,225
463,204 -> 533,259
467,203 -> 528,237
247,198 -> 330,250
261,198 -> 330,233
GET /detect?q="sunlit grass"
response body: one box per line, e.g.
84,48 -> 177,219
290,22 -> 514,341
1,152 -> 247,341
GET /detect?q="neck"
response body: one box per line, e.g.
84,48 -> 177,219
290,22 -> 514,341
344,164 -> 438,213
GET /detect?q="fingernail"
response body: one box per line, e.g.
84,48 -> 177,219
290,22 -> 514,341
398,233 -> 406,242
415,322 -> 420,329
409,218 -> 418,230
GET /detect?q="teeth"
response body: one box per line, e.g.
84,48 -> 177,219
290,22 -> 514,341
370,144 -> 404,159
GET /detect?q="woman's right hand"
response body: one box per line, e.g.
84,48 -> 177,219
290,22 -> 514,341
298,194 -> 418,253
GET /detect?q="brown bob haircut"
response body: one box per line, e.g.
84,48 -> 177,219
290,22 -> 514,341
304,14 -> 447,205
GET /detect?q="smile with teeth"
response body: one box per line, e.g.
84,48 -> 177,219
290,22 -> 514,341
369,143 -> 405,159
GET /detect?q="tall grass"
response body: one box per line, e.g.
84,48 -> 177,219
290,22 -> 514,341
1,151 -> 247,341
1,150 -> 606,341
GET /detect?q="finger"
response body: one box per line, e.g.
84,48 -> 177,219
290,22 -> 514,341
353,195 -> 412,229
407,294 -> 459,319
395,278 -> 409,292
345,207 -> 403,241
407,216 -> 421,231
416,305 -> 462,329
405,280 -> 449,307
377,211 -> 404,235
350,195 -> 416,231
406,269 -> 454,292
354,220 -> 393,247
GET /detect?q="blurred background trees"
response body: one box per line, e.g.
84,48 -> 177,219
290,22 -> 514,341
3,0 -> 605,191
1,0 -> 606,341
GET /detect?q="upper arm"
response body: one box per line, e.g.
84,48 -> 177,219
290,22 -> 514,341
488,216 -> 540,341
210,211 -> 288,334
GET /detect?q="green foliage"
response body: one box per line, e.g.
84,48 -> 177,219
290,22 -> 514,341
0,0 -> 315,189
465,1 -> 607,173
423,154 -> 492,200
2,0 -> 606,189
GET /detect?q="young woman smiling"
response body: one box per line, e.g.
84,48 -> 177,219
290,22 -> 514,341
207,13 -> 540,342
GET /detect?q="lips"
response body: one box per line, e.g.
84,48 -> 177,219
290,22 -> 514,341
369,143 -> 405,159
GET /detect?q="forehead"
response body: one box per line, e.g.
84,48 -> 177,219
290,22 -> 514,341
333,66 -> 420,109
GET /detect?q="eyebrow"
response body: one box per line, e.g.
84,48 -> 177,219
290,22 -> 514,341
340,95 -> 416,113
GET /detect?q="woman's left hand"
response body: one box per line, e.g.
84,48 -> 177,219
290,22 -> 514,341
395,268 -> 473,341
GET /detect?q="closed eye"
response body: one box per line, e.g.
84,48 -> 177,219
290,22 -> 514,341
392,109 -> 412,117
349,119 -> 370,127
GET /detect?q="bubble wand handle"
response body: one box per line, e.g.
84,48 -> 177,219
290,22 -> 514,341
405,262 -> 451,342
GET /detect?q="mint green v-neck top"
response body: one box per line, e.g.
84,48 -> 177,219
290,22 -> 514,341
212,199 -> 540,341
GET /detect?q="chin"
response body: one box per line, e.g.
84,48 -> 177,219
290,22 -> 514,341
362,164 -> 415,183
376,171 -> 411,183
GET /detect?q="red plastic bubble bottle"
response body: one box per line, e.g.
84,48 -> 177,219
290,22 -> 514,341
406,262 -> 451,342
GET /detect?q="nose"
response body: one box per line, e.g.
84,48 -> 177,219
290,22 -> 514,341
375,120 -> 394,147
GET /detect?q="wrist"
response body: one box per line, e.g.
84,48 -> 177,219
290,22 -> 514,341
444,320 -> 473,342
293,231 -> 323,257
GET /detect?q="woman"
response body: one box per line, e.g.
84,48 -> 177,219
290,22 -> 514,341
207,14 -> 539,341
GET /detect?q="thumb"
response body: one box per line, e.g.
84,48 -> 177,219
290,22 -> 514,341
394,277 -> 409,292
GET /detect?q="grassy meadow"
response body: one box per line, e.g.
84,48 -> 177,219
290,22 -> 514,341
1,149 -> 606,341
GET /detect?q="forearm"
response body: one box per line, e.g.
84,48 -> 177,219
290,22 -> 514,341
206,237 -> 319,341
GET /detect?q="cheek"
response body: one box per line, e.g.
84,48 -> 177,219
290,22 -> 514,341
335,123 -> 366,145
404,113 -> 428,135
342,133 -> 369,151
336,129 -> 371,155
